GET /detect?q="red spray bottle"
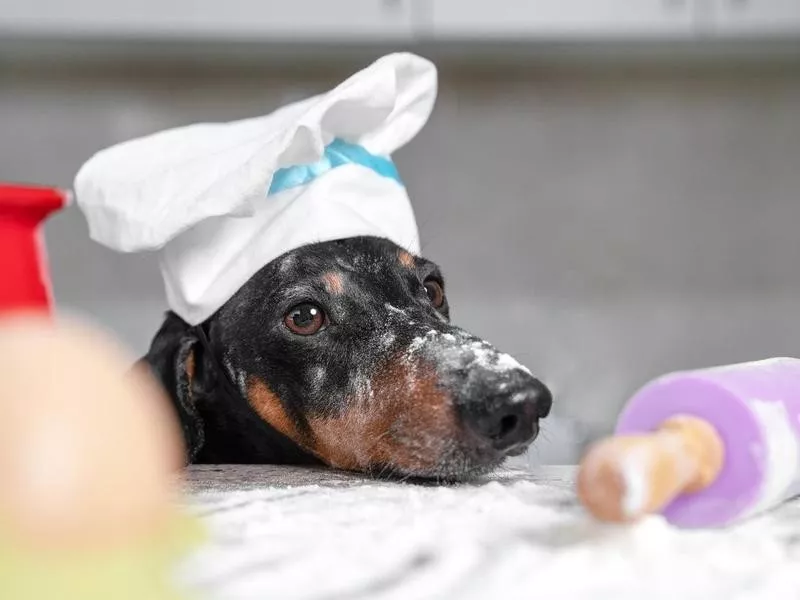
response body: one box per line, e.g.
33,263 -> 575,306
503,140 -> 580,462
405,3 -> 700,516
0,183 -> 69,315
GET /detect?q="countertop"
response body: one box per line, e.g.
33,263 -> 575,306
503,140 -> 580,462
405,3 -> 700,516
179,465 -> 800,600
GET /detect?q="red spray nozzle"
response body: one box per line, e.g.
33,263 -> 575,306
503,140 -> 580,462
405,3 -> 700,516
0,183 -> 69,316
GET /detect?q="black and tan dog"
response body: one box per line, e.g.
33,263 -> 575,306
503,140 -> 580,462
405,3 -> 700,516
142,236 -> 552,481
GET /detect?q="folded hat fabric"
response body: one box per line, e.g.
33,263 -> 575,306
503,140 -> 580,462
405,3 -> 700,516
74,52 -> 437,325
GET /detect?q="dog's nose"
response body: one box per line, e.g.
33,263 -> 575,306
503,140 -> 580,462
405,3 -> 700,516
466,379 -> 552,452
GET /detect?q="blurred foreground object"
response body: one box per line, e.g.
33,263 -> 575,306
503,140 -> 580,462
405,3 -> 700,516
0,319 -> 202,597
578,359 -> 800,528
0,183 -> 68,314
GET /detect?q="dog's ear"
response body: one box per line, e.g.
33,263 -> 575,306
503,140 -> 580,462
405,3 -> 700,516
140,312 -> 206,463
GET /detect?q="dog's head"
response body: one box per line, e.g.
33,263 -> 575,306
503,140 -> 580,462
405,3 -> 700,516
146,236 -> 551,480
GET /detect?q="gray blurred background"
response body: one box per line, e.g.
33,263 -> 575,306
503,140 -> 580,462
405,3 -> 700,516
2,0 -> 799,464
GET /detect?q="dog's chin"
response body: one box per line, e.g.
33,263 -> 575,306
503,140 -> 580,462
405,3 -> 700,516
505,444 -> 530,457
366,449 -> 510,483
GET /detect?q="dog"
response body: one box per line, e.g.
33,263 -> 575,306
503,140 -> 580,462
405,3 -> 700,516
142,236 -> 552,481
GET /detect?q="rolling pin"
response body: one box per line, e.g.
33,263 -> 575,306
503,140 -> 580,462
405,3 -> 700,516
578,358 -> 800,528
0,183 -> 69,314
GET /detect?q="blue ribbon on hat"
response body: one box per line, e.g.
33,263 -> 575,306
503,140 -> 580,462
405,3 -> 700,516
268,138 -> 403,196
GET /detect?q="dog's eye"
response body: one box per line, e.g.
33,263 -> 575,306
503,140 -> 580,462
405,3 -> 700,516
284,303 -> 326,335
424,279 -> 445,309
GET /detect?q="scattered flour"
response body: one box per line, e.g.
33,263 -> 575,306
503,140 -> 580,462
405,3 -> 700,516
381,331 -> 397,349
352,372 -> 374,407
384,303 -> 408,317
223,357 -> 248,396
309,365 -> 327,395
620,437 -> 691,519
746,398 -> 800,517
177,469 -> 800,600
278,254 -> 298,274
621,453 -> 649,518
405,335 -> 428,356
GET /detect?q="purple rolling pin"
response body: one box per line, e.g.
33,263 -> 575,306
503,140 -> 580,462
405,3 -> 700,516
581,358 -> 800,528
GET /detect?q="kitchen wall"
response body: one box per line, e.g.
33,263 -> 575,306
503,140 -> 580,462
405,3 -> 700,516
2,57 -> 799,463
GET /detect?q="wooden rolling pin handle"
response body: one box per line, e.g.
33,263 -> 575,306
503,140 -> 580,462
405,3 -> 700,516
577,415 -> 725,523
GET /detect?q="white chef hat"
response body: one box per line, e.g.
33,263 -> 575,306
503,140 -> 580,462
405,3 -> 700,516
74,52 -> 437,325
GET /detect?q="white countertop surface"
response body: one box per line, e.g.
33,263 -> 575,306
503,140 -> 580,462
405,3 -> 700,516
180,465 -> 800,600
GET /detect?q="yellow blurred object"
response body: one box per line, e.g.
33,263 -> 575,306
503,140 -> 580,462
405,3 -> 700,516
0,513 -> 204,600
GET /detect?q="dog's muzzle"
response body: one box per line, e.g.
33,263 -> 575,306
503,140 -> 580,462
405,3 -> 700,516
409,328 -> 553,457
460,368 -> 552,455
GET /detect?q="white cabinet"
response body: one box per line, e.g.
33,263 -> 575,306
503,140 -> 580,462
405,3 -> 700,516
0,0 -> 796,51
420,0 -> 800,41
0,0 -> 415,42
707,0 -> 800,36
420,0 -> 698,40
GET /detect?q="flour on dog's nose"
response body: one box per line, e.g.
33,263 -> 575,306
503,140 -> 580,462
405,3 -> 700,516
405,331 -> 432,356
405,329 -> 531,376
492,349 -> 532,375
464,339 -> 532,375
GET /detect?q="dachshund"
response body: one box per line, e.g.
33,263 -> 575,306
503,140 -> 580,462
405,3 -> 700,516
142,236 -> 552,481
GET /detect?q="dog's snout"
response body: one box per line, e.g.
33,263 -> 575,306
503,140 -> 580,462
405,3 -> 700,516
465,379 -> 552,452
